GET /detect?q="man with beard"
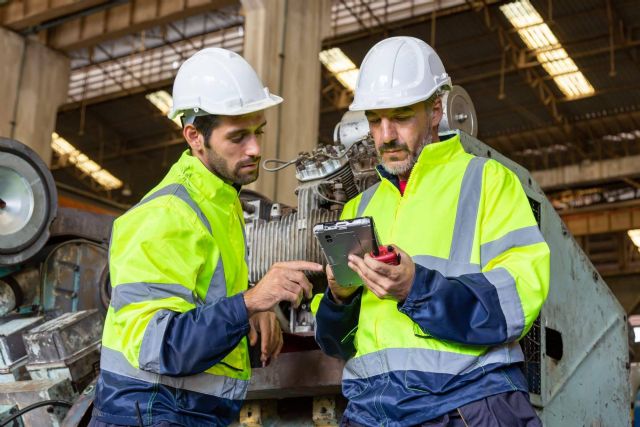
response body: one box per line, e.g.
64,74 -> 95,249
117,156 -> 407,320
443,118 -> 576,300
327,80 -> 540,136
90,48 -> 322,427
313,37 -> 550,426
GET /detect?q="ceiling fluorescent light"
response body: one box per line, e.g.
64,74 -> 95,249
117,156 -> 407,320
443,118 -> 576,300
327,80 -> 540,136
553,72 -> 594,98
500,0 -> 595,99
319,47 -> 359,91
146,90 -> 182,127
51,132 -> 123,191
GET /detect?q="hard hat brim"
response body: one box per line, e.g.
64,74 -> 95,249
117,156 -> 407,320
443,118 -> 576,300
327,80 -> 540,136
348,88 -> 447,112
168,94 -> 283,120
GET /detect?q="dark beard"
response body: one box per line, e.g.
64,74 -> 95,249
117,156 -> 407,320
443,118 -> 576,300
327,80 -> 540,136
206,147 -> 260,186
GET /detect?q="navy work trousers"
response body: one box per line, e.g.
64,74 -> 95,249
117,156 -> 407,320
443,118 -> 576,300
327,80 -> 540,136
341,391 -> 542,427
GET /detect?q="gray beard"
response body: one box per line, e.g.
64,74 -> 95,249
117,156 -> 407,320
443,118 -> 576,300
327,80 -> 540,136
379,132 -> 433,177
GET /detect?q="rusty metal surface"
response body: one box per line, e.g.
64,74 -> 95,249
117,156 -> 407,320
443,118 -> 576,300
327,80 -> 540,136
23,311 -> 103,365
247,351 -> 344,400
0,316 -> 44,371
237,401 -> 277,427
41,241 -> 109,315
27,345 -> 100,393
0,363 -> 28,384
0,378 -> 76,427
49,208 -> 115,245
312,396 -> 338,427
60,379 -> 96,427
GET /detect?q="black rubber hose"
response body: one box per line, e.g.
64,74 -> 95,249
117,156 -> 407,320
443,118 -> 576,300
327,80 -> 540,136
0,400 -> 72,427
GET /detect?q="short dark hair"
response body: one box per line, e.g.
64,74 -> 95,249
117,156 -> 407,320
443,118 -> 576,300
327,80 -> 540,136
192,114 -> 220,148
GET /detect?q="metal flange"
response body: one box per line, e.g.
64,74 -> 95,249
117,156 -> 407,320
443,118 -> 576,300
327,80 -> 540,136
0,138 -> 57,266
439,85 -> 478,137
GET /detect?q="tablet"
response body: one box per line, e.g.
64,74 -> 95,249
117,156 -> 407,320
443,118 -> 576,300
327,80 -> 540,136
313,217 -> 380,287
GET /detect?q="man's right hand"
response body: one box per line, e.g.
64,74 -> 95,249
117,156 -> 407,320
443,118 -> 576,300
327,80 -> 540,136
326,264 -> 359,305
244,261 -> 322,316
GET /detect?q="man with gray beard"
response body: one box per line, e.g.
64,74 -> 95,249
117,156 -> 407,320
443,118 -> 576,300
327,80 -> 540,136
313,37 -> 548,426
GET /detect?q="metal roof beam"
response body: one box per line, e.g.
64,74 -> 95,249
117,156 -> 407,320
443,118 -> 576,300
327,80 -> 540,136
485,108 -> 640,169
466,2 -> 616,163
532,154 -> 640,190
0,0 -> 108,31
455,38 -> 640,87
62,23 -> 243,107
325,0 -> 493,46
46,0 -> 235,51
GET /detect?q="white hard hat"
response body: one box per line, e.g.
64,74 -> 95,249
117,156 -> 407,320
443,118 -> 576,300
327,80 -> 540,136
349,37 -> 451,111
169,48 -> 282,120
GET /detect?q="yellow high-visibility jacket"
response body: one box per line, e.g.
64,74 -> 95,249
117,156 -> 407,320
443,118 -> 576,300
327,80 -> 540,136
93,151 -> 251,427
314,132 -> 550,426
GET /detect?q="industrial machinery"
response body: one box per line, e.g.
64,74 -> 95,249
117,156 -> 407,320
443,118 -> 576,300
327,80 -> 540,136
1,137 -> 113,426
0,84 -> 631,425
241,88 -> 630,425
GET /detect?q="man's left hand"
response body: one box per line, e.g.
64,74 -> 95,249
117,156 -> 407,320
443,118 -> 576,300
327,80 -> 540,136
348,245 -> 415,302
248,311 -> 283,367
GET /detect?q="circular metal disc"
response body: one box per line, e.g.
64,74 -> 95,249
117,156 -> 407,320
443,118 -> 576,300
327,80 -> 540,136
1,167 -> 35,235
439,85 -> 478,137
0,138 -> 57,266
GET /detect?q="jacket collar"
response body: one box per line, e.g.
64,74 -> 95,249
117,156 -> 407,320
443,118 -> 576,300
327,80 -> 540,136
415,131 -> 464,165
375,131 -> 464,190
174,150 -> 240,205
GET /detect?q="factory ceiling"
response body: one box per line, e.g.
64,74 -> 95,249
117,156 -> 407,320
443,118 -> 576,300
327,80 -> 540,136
3,0 -> 638,219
